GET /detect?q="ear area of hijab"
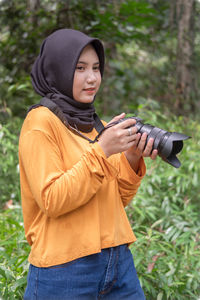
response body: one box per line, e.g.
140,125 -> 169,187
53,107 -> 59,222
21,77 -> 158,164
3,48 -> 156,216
91,40 -> 105,77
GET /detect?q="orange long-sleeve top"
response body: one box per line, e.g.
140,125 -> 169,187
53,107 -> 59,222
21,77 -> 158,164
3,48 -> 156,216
18,106 -> 146,267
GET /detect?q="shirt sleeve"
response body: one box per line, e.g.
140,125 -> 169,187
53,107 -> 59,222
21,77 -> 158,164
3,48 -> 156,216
19,130 -> 118,218
109,152 -> 146,207
99,119 -> 146,206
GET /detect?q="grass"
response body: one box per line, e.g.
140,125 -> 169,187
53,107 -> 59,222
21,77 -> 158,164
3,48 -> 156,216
0,207 -> 29,299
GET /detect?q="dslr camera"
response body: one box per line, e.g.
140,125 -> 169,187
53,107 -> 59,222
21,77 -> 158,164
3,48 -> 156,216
117,117 -> 190,168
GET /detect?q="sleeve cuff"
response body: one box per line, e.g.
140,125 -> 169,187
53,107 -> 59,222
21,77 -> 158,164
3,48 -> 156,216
91,142 -> 108,159
119,153 -> 146,183
85,142 -> 119,181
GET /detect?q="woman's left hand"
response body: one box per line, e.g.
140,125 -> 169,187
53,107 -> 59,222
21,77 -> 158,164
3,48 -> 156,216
124,131 -> 158,172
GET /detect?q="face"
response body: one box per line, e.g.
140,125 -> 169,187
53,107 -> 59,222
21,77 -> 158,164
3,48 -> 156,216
73,44 -> 101,103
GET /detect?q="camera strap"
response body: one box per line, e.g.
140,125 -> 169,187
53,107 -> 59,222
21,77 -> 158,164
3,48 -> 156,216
33,97 -> 106,143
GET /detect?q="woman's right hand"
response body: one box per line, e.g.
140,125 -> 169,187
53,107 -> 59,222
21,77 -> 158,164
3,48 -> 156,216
98,113 -> 139,158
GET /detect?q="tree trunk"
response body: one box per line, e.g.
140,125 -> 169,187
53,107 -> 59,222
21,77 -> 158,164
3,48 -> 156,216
175,0 -> 196,112
27,0 -> 40,25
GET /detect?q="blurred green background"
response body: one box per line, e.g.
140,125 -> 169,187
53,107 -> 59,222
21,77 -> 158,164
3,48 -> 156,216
0,0 -> 200,299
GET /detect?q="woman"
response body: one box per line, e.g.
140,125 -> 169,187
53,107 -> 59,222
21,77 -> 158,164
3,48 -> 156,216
19,28 -> 157,300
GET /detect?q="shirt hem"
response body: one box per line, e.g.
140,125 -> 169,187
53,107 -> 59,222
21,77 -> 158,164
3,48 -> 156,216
28,237 -> 137,268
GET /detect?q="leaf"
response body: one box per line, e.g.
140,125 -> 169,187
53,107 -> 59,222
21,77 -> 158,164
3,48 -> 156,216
157,292 -> 163,300
166,263 -> 176,277
0,265 -> 15,280
151,219 -> 163,229
12,276 -> 27,290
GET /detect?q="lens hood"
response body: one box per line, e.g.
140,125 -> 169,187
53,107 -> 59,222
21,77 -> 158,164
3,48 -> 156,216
158,132 -> 190,168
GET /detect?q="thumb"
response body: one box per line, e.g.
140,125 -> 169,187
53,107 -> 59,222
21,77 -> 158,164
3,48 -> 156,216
108,113 -> 126,125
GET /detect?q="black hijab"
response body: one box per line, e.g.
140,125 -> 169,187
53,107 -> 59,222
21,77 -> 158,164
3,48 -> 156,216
31,29 -> 105,132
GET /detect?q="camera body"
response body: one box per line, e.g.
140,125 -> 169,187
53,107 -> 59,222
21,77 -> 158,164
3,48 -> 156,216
118,117 -> 190,168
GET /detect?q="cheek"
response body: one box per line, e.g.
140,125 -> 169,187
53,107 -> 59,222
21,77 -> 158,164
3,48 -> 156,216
96,74 -> 102,89
72,74 -> 83,97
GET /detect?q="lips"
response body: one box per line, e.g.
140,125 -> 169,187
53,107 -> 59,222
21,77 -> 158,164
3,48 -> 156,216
83,87 -> 96,95
84,88 -> 95,91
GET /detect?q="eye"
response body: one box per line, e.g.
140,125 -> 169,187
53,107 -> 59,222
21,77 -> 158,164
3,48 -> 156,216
76,65 -> 85,71
93,65 -> 100,71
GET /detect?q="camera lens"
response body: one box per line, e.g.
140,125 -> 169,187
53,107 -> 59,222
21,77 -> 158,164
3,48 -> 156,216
120,117 -> 190,168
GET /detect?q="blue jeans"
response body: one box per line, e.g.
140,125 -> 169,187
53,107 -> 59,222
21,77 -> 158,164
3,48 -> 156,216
24,245 -> 145,300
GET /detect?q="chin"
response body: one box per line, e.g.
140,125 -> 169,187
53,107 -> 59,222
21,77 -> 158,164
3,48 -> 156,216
78,97 -> 94,103
85,99 -> 94,103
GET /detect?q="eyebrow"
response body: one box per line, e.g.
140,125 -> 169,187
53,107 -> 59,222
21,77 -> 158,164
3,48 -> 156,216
77,61 -> 100,65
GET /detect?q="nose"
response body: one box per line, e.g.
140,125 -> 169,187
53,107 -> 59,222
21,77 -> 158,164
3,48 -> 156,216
86,70 -> 97,83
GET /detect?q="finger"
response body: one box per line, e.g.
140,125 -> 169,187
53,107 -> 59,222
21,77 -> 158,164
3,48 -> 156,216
137,132 -> 148,152
126,133 -> 138,144
125,134 -> 142,152
115,118 -> 137,130
108,113 -> 126,125
127,132 -> 140,144
150,149 -> 158,160
131,126 -> 138,135
134,132 -> 141,145
143,137 -> 154,156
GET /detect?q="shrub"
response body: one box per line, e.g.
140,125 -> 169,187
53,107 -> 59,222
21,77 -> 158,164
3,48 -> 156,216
0,118 -> 22,208
127,102 -> 200,299
0,208 -> 29,299
0,102 -> 199,299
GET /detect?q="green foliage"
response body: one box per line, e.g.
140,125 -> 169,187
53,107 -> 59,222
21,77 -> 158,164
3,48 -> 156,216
127,102 -> 200,299
0,0 -> 170,117
1,0 -> 199,116
0,208 -> 29,299
0,104 -> 199,299
0,118 -> 22,207
0,1 -> 200,298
